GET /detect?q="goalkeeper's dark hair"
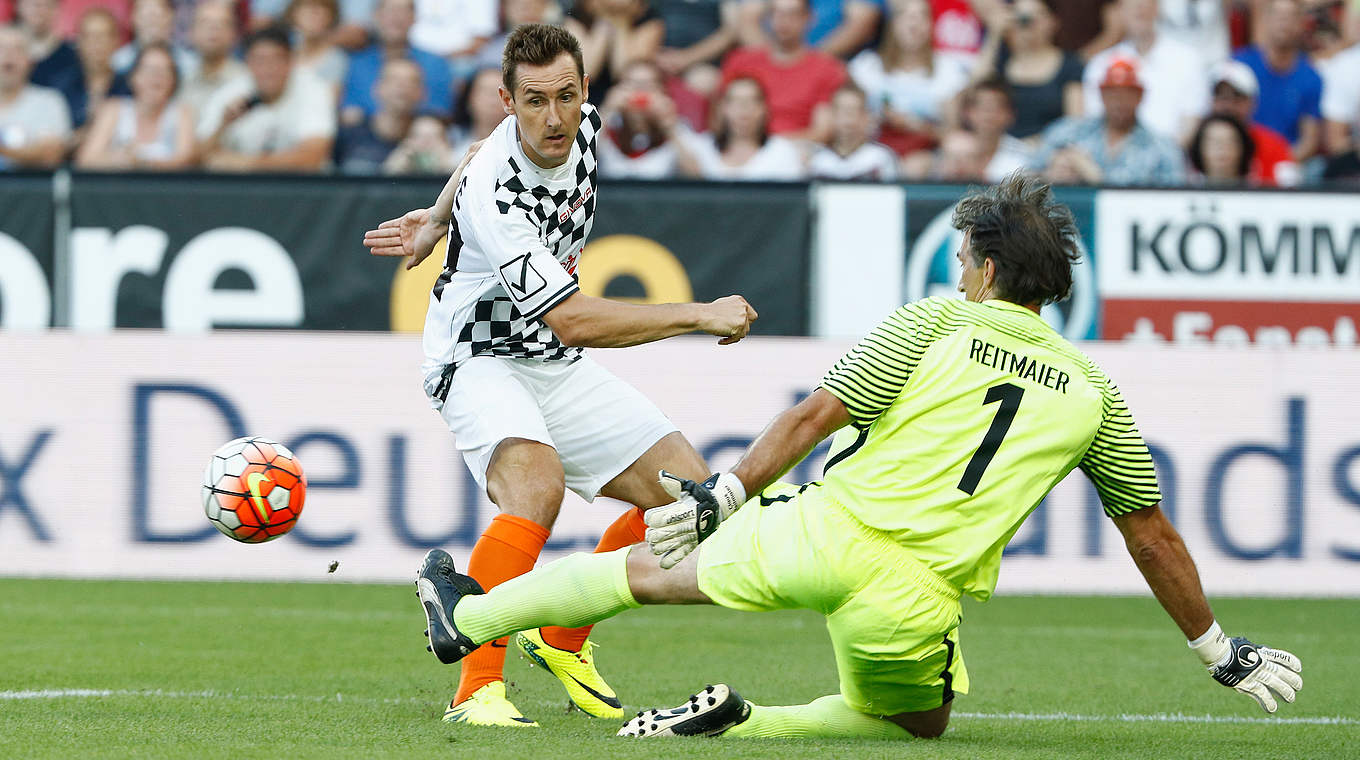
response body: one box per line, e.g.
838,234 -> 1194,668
951,172 -> 1082,306
501,23 -> 584,95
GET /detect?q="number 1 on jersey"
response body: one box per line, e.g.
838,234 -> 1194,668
957,383 -> 1024,495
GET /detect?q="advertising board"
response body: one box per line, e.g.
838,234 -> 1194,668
3,333 -> 1357,596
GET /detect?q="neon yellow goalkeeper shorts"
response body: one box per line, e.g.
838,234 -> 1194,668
695,481 -> 968,716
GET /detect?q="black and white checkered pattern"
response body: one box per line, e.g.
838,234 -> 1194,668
465,106 -> 598,362
454,296 -> 576,361
425,105 -> 602,383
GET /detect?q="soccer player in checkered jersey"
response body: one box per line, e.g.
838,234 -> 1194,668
406,174 -> 1303,740
363,24 -> 757,727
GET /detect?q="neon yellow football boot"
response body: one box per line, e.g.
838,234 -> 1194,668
442,681 -> 538,727
516,629 -> 625,719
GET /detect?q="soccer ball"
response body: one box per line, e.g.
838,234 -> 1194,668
201,436 -> 307,543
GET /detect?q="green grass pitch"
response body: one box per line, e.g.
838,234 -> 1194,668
1,579 -> 1354,759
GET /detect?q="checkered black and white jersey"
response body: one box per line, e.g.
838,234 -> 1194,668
421,104 -> 601,399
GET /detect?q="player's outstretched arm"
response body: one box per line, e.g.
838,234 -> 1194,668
1113,506 -> 1303,713
541,292 -> 757,348
729,388 -> 851,495
362,140 -> 483,269
647,390 -> 851,567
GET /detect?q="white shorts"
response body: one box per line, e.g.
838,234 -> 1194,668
431,355 -> 677,501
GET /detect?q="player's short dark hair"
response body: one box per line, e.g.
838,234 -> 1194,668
501,23 -> 584,95
951,173 -> 1081,306
242,25 -> 292,55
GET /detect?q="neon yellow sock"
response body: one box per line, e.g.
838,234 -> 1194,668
452,547 -> 639,645
725,695 -> 911,739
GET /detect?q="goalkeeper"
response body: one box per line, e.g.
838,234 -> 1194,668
416,173 -> 1303,740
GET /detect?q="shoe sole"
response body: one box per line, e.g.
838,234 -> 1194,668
618,684 -> 750,738
416,549 -> 471,665
442,707 -> 539,727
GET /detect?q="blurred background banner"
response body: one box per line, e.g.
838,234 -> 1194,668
66,174 -> 431,331
2,178 -> 1355,340
587,181 -> 812,335
0,174 -> 56,331
1096,190 -> 1360,346
6,175 -> 812,334
2,332 -> 1359,596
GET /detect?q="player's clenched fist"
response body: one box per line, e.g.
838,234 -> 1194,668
700,295 -> 759,345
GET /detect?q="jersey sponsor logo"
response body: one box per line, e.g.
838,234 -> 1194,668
557,186 -> 595,223
905,202 -> 1097,340
499,254 -> 548,298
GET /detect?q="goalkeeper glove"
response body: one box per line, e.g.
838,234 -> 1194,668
1188,621 -> 1303,714
645,471 -> 747,570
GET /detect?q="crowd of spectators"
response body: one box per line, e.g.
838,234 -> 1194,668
0,0 -> 1358,186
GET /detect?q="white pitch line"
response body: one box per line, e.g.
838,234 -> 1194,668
0,689 -> 424,705
954,711 -> 1357,726
1,690 -> 1353,726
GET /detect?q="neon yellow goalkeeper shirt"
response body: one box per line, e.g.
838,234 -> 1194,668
818,296 -> 1162,601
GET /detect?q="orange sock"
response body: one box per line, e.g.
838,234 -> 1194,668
454,513 -> 551,705
539,507 -> 647,653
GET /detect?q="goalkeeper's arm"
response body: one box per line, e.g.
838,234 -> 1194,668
1113,506 -> 1303,713
648,390 -> 851,568
728,388 -> 852,498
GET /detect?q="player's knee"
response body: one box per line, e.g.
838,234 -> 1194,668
486,439 -> 566,526
888,703 -> 951,739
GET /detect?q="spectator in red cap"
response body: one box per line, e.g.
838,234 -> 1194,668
1033,57 -> 1185,185
1206,59 -> 1299,186
720,0 -> 846,139
1083,0 -> 1209,140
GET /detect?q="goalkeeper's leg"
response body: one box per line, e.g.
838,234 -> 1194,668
452,543 -> 712,650
537,429 -> 709,653
619,688 -> 943,739
728,695 -> 948,739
